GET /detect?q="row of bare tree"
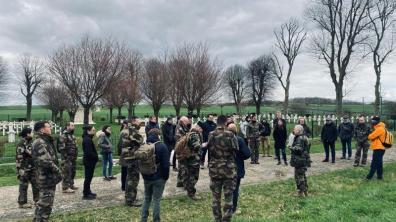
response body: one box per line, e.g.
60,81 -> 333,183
224,0 -> 396,116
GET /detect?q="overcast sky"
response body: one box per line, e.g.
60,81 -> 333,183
0,0 -> 395,106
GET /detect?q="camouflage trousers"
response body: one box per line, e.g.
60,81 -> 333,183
294,167 -> 308,192
61,158 -> 77,190
210,177 -> 236,222
18,170 -> 39,205
260,136 -> 271,156
354,142 -> 369,165
33,186 -> 56,222
249,138 -> 260,162
181,164 -> 200,197
177,160 -> 185,187
125,164 -> 140,204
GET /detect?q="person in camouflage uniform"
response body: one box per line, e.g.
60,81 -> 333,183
58,122 -> 78,193
178,122 -> 203,200
16,127 -> 39,209
31,121 -> 62,222
289,125 -> 311,197
354,116 -> 371,167
119,117 -> 144,207
207,115 -> 239,222
175,116 -> 190,188
246,114 -> 262,164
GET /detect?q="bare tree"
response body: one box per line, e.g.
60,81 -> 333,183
307,0 -> 372,115
64,92 -> 79,122
248,55 -> 276,114
49,36 -> 127,124
38,80 -> 68,122
223,64 -> 249,115
273,18 -> 307,114
141,57 -> 169,119
179,43 -> 222,116
18,54 -> 45,121
367,0 -> 396,115
101,81 -> 127,123
124,50 -> 143,118
168,48 -> 188,116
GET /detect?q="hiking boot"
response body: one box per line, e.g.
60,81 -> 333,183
322,159 -> 329,162
277,161 -> 281,165
284,161 -> 288,166
331,161 -> 335,164
250,161 -> 255,164
297,191 -> 305,197
200,163 -> 205,169
71,185 -> 79,190
267,155 -> 272,157
353,163 -> 359,167
360,163 -> 366,167
62,188 -> 75,194
108,176 -> 117,180
176,182 -> 184,188
19,203 -> 33,209
304,191 -> 308,197
256,161 -> 260,164
126,201 -> 142,207
89,192 -> 97,197
233,209 -> 242,215
340,156 -> 346,160
82,194 -> 96,200
347,157 -> 351,160
103,177 -> 111,181
173,167 -> 178,172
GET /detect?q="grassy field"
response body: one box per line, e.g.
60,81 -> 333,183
0,103 -> 379,122
31,161 -> 396,222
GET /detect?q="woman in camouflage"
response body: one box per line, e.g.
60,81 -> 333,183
289,125 -> 311,197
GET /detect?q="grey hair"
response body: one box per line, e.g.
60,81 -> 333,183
294,125 -> 304,135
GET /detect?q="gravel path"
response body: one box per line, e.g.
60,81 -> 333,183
2,148 -> 396,221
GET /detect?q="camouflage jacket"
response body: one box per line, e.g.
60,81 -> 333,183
183,129 -> 202,166
58,129 -> 78,161
119,125 -> 144,166
207,127 -> 239,179
32,133 -> 62,188
175,124 -> 189,142
354,123 -> 371,143
246,121 -> 261,141
289,135 -> 311,168
16,138 -> 35,173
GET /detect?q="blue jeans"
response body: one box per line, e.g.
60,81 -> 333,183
341,138 -> 352,158
102,153 -> 113,177
141,179 -> 166,222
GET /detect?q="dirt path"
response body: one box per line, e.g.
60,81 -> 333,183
2,148 -> 396,221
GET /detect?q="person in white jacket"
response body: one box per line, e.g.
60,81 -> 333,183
239,115 -> 251,145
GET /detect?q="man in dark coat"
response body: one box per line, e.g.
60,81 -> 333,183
338,116 -> 355,160
228,123 -> 251,215
145,116 -> 159,136
161,117 -> 176,170
321,117 -> 338,163
273,118 -> 288,165
198,114 -> 217,169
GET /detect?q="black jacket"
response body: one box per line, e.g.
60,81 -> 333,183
338,122 -> 355,140
145,121 -> 159,135
259,121 -> 271,137
301,124 -> 312,138
142,135 -> 170,181
82,135 -> 98,165
321,123 -> 338,143
236,136 -> 251,178
273,125 -> 288,148
198,120 -> 217,143
161,122 -> 176,147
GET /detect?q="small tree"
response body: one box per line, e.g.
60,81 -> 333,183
18,54 -> 45,120
124,50 -> 143,118
101,81 -> 127,123
248,55 -> 276,114
141,57 -> 169,119
38,80 -> 68,122
223,64 -> 249,115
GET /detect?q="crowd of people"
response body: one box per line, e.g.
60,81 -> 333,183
14,111 -> 391,222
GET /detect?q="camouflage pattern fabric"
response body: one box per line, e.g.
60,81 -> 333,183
210,178 -> 236,222
125,164 -> 140,204
16,138 -> 39,204
294,167 -> 308,192
354,123 -> 371,165
175,124 -> 189,187
289,135 -> 310,193
181,130 -> 202,196
58,130 -> 78,190
31,133 -> 61,222
246,122 -> 261,162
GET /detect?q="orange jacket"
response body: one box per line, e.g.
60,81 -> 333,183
368,122 -> 386,150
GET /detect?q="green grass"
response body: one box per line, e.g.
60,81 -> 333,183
0,159 -> 120,187
33,161 -> 396,222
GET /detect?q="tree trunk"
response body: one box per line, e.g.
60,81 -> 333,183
187,105 -> 194,117
374,73 -> 381,115
26,96 -> 32,121
59,110 -> 64,124
283,86 -> 290,115
235,103 -> 241,115
197,107 -> 201,117
154,108 -> 160,120
335,83 -> 343,116
174,105 -> 181,117
51,110 -> 55,122
128,103 -> 133,119
83,106 -> 90,125
255,102 -> 261,115
117,107 -> 122,124
68,111 -> 76,122
109,107 -> 113,124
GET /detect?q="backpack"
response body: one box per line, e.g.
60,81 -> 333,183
174,133 -> 193,161
135,142 -> 160,175
381,129 -> 394,149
